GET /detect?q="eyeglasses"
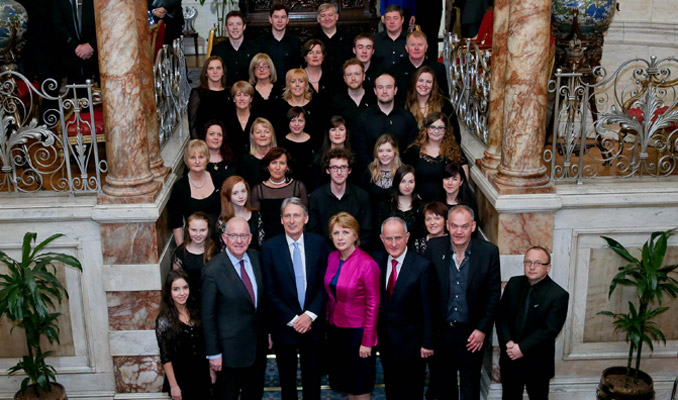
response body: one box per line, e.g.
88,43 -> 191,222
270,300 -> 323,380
255,65 -> 270,71
523,261 -> 549,267
225,233 -> 251,240
328,165 -> 349,171
427,125 -> 446,131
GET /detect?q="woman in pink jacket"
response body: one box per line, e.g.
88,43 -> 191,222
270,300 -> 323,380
324,211 -> 381,399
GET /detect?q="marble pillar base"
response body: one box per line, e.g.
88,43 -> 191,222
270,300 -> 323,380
478,151 -> 502,176
494,164 -> 551,189
98,188 -> 161,205
150,162 -> 171,180
102,178 -> 162,198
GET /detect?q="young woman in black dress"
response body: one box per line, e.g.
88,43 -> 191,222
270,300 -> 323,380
172,212 -> 216,301
280,107 -> 314,186
155,270 -> 213,400
203,120 -> 236,191
188,56 -> 230,139
216,175 -> 265,250
377,164 -> 425,240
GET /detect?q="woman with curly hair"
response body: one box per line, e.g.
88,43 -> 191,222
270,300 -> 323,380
155,270 -> 213,400
402,112 -> 467,202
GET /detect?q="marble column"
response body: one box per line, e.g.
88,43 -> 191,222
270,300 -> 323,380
493,0 -> 552,189
136,0 -> 170,180
477,0 -> 510,175
95,0 -> 161,197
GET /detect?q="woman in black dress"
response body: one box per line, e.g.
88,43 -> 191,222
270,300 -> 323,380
413,201 -> 449,255
362,133 -> 402,221
155,269 -> 213,400
302,39 -> 335,105
441,162 -> 480,231
216,175 -> 265,250
279,106 -> 314,186
203,120 -> 236,190
168,140 -> 220,246
223,81 -> 260,158
275,69 -> 324,147
250,147 -> 308,240
377,164 -> 425,241
239,117 -> 277,187
188,56 -> 230,139
402,112 -> 467,202
172,212 -> 217,300
249,53 -> 282,113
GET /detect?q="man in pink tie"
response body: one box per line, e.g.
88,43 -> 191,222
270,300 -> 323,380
374,217 -> 434,399
202,217 -> 267,400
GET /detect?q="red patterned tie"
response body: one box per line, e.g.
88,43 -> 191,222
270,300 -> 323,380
239,260 -> 255,305
387,259 -> 397,300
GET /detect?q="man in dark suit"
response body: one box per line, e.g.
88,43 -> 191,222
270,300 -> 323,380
148,0 -> 184,44
52,0 -> 98,84
374,217 -> 434,400
262,197 -> 328,400
425,204 -> 501,400
497,246 -> 569,400
202,217 -> 267,400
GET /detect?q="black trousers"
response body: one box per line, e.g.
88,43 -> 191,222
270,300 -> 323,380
216,354 -> 266,400
381,351 -> 426,400
430,324 -> 484,400
501,368 -> 550,400
274,339 -> 322,400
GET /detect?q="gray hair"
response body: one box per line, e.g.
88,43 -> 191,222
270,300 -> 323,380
225,216 -> 251,233
447,204 -> 475,221
317,2 -> 338,13
380,216 -> 408,235
280,197 -> 308,217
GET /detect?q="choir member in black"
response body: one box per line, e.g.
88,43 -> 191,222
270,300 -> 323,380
168,140 -> 220,246
148,0 -> 184,44
172,212 -> 217,299
413,201 -> 448,255
330,58 -> 376,133
276,69 -> 324,147
310,116 -> 353,192
353,33 -> 385,93
373,5 -> 408,70
155,270 -> 213,400
203,120 -> 236,190
250,147 -> 308,241
216,176 -> 265,250
377,164 -> 424,242
249,53 -> 283,114
188,56 -> 230,139
280,107 -> 314,187
362,134 -> 402,225
441,162 -> 479,230
224,81 -> 260,158
211,11 -> 259,86
258,2 -> 301,81
239,117 -> 277,188
402,112 -> 467,202
313,3 -> 353,81
404,66 -> 461,145
302,39 -> 335,105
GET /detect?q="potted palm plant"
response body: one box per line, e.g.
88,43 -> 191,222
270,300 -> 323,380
0,232 -> 82,400
597,229 -> 678,399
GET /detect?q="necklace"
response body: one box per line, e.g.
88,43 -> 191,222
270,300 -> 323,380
269,177 -> 287,186
188,172 -> 207,189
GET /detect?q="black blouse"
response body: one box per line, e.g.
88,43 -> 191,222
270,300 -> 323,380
167,175 -> 221,232
188,87 -> 231,139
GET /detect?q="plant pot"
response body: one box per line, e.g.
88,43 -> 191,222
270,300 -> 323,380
14,382 -> 67,400
597,366 -> 654,400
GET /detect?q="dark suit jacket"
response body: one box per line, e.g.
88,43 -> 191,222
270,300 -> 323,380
374,249 -> 434,361
201,250 -> 266,369
425,236 -> 501,339
496,275 -> 569,379
261,232 -> 329,344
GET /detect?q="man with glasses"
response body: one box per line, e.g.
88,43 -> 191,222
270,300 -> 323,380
374,217 -> 434,400
202,217 -> 267,399
261,198 -> 328,400
496,246 -> 569,400
211,11 -> 259,86
425,205 -> 500,400
308,148 -> 373,247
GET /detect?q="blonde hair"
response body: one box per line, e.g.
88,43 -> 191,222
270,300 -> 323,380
328,212 -> 361,247
248,53 -> 277,85
249,117 -> 277,155
367,134 -> 402,183
230,80 -> 255,97
183,139 -> 210,165
282,69 -> 313,102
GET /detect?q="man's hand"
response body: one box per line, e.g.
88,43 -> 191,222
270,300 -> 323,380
75,43 -> 94,60
152,7 -> 167,18
506,340 -> 524,360
293,314 -> 313,333
268,334 -> 273,350
359,345 -> 372,358
209,356 -> 222,372
209,368 -> 217,384
421,347 -> 434,358
170,384 -> 182,400
466,329 -> 486,353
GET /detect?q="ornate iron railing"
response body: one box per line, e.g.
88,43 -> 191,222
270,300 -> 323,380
443,32 -> 491,145
545,56 -> 678,183
154,38 -> 190,147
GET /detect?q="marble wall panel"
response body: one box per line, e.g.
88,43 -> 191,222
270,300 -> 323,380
101,223 -> 159,265
496,212 -> 554,255
476,189 -> 499,245
155,206 -> 170,261
107,291 -> 161,331
113,355 -> 163,393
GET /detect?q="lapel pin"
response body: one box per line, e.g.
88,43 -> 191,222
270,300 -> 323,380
442,254 -> 446,260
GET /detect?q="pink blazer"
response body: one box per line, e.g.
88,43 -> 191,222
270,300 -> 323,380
324,247 -> 381,347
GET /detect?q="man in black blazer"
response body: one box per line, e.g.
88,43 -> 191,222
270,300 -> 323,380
52,0 -> 98,84
262,197 -> 328,400
202,217 -> 267,400
425,205 -> 501,400
497,246 -> 569,400
374,217 -> 434,400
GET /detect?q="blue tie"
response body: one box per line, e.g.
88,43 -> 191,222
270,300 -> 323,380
292,242 -> 305,310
